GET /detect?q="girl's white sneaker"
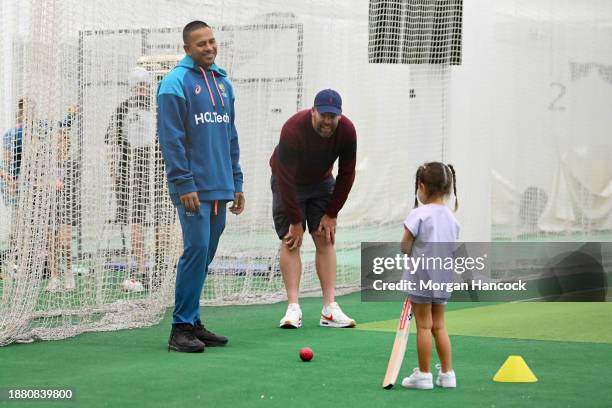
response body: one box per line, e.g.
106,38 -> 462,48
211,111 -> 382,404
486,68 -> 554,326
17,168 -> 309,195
401,368 -> 434,390
435,364 -> 457,388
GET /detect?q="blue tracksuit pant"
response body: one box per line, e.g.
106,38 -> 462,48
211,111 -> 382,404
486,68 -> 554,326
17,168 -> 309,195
172,200 -> 226,325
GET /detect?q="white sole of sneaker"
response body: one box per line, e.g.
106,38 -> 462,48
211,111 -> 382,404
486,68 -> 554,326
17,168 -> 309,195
401,381 -> 434,390
436,380 -> 456,388
279,319 -> 302,329
319,319 -> 356,328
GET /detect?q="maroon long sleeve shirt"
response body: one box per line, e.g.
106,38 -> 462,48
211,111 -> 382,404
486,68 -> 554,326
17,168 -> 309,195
269,109 -> 357,224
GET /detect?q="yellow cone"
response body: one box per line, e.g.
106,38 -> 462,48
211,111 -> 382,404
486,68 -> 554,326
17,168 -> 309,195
493,356 -> 538,383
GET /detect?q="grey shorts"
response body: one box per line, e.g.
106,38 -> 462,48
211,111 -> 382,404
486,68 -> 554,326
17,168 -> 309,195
409,295 -> 449,305
271,174 -> 335,239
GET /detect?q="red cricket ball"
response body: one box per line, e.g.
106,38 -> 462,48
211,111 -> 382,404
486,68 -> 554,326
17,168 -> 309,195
299,347 -> 314,362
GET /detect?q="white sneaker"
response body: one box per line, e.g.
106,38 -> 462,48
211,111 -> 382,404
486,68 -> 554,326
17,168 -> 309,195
1,261 -> 17,280
64,276 -> 76,291
319,302 -> 356,328
121,278 -> 144,292
435,364 -> 457,388
62,266 -> 75,291
46,276 -> 61,293
401,368 -> 434,390
279,303 -> 302,328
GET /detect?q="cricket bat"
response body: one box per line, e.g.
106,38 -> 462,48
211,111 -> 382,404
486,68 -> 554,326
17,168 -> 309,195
382,298 -> 413,389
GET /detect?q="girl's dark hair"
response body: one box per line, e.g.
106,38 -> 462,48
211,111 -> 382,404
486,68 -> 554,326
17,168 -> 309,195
414,162 -> 458,211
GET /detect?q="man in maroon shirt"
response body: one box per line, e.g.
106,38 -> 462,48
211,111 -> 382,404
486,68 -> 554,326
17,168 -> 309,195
270,89 -> 357,329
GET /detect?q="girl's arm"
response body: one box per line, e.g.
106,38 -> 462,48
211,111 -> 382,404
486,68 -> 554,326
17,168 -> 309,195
401,227 -> 415,255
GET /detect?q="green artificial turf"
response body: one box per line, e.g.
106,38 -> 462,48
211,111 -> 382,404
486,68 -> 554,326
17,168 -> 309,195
1,293 -> 611,408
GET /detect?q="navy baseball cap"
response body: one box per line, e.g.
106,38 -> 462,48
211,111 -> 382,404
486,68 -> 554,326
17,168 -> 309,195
314,89 -> 342,116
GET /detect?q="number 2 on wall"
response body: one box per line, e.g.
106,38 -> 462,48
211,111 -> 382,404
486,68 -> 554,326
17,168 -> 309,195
549,82 -> 566,111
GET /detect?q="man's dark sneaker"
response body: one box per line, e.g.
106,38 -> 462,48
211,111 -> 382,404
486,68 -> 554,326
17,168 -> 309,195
194,320 -> 229,346
168,324 -> 205,352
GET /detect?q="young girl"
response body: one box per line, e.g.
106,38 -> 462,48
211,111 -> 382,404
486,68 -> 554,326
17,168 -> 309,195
401,162 -> 459,390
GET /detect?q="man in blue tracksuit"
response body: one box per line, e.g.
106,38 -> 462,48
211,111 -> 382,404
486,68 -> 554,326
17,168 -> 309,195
157,20 -> 245,353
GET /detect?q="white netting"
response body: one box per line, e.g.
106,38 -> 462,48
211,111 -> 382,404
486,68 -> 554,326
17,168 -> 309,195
1,0 -> 610,345
486,1 -> 612,240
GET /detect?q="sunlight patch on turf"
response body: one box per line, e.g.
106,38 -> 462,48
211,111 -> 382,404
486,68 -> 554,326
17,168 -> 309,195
357,302 -> 612,344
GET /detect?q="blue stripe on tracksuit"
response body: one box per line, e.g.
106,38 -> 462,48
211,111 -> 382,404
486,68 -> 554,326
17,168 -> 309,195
172,198 -> 226,325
